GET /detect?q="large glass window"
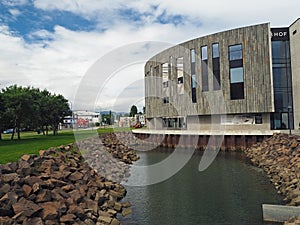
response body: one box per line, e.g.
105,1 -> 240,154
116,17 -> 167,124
270,40 -> 293,130
190,49 -> 197,103
212,43 -> 220,90
162,117 -> 185,129
201,46 -> 209,92
229,44 -> 244,100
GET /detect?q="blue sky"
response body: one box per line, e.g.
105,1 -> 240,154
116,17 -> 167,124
0,1 -> 96,43
0,0 -> 299,111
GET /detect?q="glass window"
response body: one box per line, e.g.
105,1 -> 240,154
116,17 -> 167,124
229,44 -> 242,60
201,46 -> 208,60
163,81 -> 168,88
163,97 -> 169,104
190,49 -> 197,102
201,61 -> 209,91
201,46 -> 209,92
154,66 -> 159,76
255,114 -> 263,124
176,57 -> 183,78
162,117 -> 184,129
190,49 -> 196,63
191,74 -> 196,88
272,41 -> 290,59
230,83 -> 244,100
230,67 -> 244,83
177,57 -> 184,94
169,56 -> 173,78
177,77 -> 183,84
212,43 -> 219,58
281,113 -> 289,129
162,63 -> 168,80
212,43 -> 220,90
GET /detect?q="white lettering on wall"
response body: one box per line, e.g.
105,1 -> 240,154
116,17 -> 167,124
272,31 -> 288,37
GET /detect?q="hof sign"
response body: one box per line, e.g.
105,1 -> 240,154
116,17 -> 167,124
271,28 -> 290,41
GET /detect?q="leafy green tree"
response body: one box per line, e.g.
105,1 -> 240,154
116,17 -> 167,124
0,92 -> 4,140
37,89 -> 52,135
1,85 -> 36,140
0,85 -> 71,139
47,94 -> 71,136
102,113 -> 111,125
129,105 -> 138,117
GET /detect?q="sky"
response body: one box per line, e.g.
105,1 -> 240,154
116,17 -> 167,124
0,0 -> 299,112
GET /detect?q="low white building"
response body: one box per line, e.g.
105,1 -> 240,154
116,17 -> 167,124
63,110 -> 100,129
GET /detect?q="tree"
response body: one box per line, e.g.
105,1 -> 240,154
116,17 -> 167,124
0,92 -> 4,140
1,85 -> 36,140
0,85 -> 71,139
47,94 -> 71,136
129,105 -> 138,117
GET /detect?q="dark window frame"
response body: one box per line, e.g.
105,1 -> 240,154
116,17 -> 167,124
212,43 -> 221,90
201,45 -> 209,92
190,49 -> 197,103
229,43 -> 244,100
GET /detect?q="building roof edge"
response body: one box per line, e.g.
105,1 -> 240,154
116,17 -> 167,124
289,18 -> 300,28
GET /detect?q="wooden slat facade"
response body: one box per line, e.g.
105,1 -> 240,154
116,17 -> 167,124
145,23 -> 274,118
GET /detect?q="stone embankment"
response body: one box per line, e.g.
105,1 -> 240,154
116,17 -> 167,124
0,132 -> 139,225
244,133 -> 300,224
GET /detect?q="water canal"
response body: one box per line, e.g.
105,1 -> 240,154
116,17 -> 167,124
118,149 -> 284,225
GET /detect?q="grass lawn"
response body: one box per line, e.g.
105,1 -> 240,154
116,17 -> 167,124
0,130 -> 76,164
0,127 -> 133,164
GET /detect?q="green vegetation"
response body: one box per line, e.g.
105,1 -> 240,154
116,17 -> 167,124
101,110 -> 114,125
0,85 -> 70,140
97,127 -> 132,134
0,130 -> 75,164
129,105 -> 138,117
0,127 -> 133,164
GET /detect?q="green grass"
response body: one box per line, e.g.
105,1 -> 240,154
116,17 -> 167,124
0,127 -> 134,164
97,126 -> 132,134
0,130 -> 76,164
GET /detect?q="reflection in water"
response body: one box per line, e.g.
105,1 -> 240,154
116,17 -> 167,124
119,149 -> 284,225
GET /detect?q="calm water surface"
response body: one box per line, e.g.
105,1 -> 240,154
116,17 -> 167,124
119,149 -> 283,225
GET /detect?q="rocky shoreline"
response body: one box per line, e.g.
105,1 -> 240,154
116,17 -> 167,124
4,131 -> 300,224
0,132 -> 139,225
244,133 -> 300,224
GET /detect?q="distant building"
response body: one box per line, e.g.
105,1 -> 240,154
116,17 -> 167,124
144,19 -> 300,134
119,117 -> 134,127
118,114 -> 146,127
62,110 -> 100,129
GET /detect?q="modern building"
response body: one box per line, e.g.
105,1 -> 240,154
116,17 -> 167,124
143,19 -> 300,135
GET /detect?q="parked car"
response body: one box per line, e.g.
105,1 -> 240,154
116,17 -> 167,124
3,128 -> 14,134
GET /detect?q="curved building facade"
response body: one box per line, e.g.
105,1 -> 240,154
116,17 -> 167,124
144,19 -> 300,134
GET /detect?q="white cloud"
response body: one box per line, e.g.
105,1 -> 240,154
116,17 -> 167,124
32,0 -> 300,29
9,9 -> 21,17
2,0 -> 28,7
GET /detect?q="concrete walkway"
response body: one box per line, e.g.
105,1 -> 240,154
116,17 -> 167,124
132,128 -> 279,136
